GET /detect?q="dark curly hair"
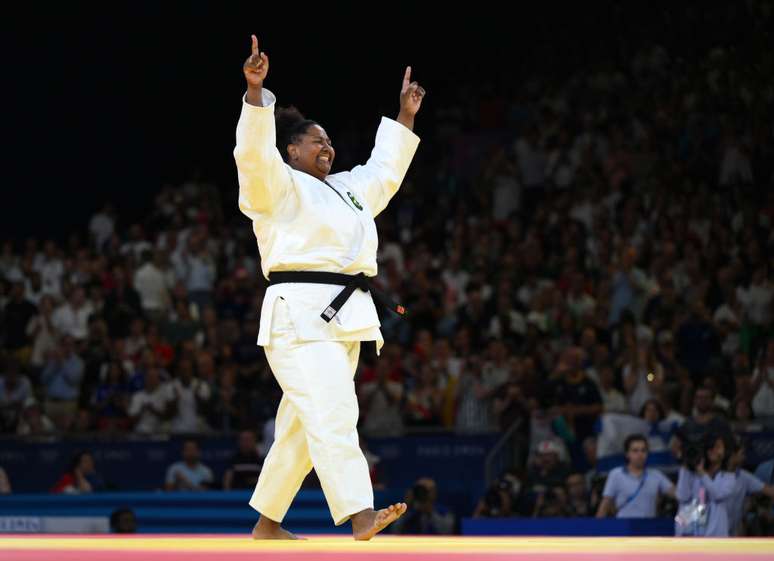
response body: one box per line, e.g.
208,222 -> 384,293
275,106 -> 318,163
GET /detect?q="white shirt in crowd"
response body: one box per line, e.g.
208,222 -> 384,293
128,383 -> 175,434
89,210 -> 115,250
752,366 -> 774,419
35,259 -> 64,298
133,262 -> 170,313
51,301 -> 94,340
168,378 -> 211,433
184,254 -> 217,293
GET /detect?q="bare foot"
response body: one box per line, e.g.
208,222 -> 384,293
251,517 -> 305,540
352,503 -> 407,541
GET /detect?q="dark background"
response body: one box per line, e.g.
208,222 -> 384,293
3,1 -> 755,239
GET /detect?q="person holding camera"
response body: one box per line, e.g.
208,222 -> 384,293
596,434 -> 675,518
726,437 -> 774,535
675,433 -> 737,536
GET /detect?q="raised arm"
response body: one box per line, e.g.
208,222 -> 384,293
337,67 -> 424,217
234,35 -> 294,217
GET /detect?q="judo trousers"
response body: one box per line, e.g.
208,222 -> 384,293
248,297 -> 374,526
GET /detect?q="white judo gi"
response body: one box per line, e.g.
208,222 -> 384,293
234,88 -> 420,525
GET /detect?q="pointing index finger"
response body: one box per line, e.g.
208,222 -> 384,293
251,35 -> 259,56
403,66 -> 411,88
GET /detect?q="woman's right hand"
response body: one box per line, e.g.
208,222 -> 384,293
243,35 -> 269,90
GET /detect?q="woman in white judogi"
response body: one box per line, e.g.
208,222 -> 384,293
235,35 -> 425,540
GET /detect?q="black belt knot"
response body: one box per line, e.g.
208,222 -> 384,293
267,271 -> 406,323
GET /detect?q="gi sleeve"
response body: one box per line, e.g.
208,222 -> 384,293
233,88 -> 295,217
344,117 -> 420,217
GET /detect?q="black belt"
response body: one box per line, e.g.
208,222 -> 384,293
267,271 -> 406,323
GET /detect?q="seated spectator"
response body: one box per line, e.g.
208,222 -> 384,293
0,358 -> 32,432
51,451 -> 105,494
16,397 -> 55,435
526,439 -> 571,494
596,434 -> 675,518
566,472 -> 592,516
222,430 -> 262,490
396,477 -> 454,534
472,479 -> 513,518
533,485 -> 571,517
128,366 -> 174,434
0,465 -> 11,493
164,439 -> 213,491
110,507 -> 137,534
41,336 -> 84,430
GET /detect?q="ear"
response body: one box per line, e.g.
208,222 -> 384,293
287,144 -> 299,161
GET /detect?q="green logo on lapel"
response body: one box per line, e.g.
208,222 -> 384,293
346,191 -> 364,211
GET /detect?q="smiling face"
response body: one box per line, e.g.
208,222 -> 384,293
287,124 -> 335,181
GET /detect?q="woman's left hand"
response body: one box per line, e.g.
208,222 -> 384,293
398,66 -> 426,128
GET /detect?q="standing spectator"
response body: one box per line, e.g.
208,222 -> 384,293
726,438 -> 774,536
133,250 -> 171,324
359,360 -> 404,437
41,336 -> 84,430
0,359 -> 32,432
168,356 -> 211,433
164,439 -> 214,491
26,295 -> 57,371
675,434 -> 736,537
208,363 -> 242,432
751,340 -> 774,421
596,434 -> 675,518
2,282 -> 37,358
597,363 -> 627,413
222,430 -> 262,490
89,203 -> 115,252
92,361 -> 131,432
623,344 -> 664,416
35,241 -> 64,298
404,363 -> 443,428
183,234 -> 216,315
127,366 -> 174,434
51,287 -> 94,341
553,347 -> 603,442
454,355 -> 496,432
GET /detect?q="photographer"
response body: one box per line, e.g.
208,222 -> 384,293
596,434 -> 675,518
726,437 -> 774,535
675,433 -> 736,536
